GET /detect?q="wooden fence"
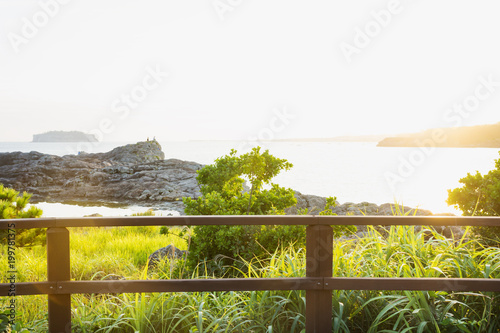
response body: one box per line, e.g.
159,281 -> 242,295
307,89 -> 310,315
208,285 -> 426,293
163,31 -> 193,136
1,215 -> 500,333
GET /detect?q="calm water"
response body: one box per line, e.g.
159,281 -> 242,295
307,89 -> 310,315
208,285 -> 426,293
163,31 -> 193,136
1,141 -> 499,216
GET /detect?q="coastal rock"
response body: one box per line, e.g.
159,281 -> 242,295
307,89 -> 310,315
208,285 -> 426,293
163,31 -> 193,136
286,192 -> 464,239
286,193 -> 433,217
285,191 -> 332,215
147,245 -> 188,270
91,141 -> 165,164
0,141 -> 202,209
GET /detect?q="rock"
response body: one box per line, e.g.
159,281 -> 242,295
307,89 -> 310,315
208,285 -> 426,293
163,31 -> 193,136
286,193 -> 433,217
285,191 -> 332,215
419,225 -> 465,240
102,274 -> 126,281
147,245 -> 188,270
0,141 -> 202,211
92,141 -> 165,165
91,272 -> 126,280
83,213 -> 103,217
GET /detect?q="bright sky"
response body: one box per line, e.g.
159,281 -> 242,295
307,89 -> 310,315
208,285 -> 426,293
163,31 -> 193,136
1,0 -> 499,142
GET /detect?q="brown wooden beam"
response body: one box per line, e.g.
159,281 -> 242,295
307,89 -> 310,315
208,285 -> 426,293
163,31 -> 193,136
2,215 -> 500,229
0,282 -> 56,296
324,277 -> 500,292
306,225 -> 333,333
3,277 -> 499,296
47,228 -> 71,333
55,278 -> 322,294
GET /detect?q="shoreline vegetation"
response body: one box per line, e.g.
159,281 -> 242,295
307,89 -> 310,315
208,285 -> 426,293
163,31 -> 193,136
1,224 -> 499,331
2,143 -> 500,331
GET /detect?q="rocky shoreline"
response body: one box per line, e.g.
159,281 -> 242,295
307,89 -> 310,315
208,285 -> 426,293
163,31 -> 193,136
288,192 -> 435,216
0,141 -> 202,212
0,141 -> 445,216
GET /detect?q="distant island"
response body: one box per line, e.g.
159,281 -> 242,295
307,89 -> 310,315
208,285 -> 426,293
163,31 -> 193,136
377,123 -> 500,148
32,131 -> 98,142
275,135 -> 387,143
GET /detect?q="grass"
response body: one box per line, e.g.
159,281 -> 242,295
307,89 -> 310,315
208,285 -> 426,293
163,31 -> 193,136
1,224 -> 500,332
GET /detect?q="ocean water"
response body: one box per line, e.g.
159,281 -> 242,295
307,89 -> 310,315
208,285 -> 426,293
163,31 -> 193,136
1,140 -> 499,216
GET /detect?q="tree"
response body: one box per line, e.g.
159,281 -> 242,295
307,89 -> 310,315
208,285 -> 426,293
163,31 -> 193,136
184,147 -> 296,215
0,184 -> 44,247
183,148 -> 298,274
183,147 -> 354,275
447,152 -> 500,243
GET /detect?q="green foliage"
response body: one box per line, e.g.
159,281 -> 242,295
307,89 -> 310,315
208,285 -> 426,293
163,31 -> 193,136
131,209 -> 155,216
3,225 -> 500,332
447,151 -> 500,244
0,309 -> 8,332
0,309 -> 32,332
184,147 -> 296,215
183,148 -> 355,276
183,147 -> 300,275
0,184 -> 44,247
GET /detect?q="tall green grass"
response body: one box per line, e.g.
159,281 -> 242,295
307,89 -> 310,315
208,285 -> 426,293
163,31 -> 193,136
329,225 -> 500,332
2,225 -> 500,332
1,226 -> 187,283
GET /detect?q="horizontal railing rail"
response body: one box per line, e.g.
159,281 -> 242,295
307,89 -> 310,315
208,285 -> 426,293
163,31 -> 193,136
2,215 -> 500,229
1,215 -> 500,333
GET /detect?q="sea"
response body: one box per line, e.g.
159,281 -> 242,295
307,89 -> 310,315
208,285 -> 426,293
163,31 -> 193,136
1,140 -> 499,217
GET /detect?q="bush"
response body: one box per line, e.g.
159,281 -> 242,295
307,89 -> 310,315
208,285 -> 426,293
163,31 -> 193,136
182,148 -> 297,275
183,148 -> 354,276
0,184 -> 43,247
447,151 -> 500,244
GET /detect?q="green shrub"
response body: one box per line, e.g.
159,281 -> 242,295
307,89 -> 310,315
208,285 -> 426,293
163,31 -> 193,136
183,148 -> 354,276
183,148 -> 297,275
131,209 -> 155,216
447,151 -> 500,244
0,184 -> 43,247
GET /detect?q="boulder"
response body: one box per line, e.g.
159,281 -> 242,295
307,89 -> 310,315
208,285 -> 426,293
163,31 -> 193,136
147,245 -> 188,270
0,141 -> 203,211
92,141 -> 165,165
285,191 -> 333,215
286,193 -> 433,217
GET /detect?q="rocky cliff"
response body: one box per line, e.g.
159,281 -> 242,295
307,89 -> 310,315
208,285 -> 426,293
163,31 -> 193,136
0,141 -> 202,211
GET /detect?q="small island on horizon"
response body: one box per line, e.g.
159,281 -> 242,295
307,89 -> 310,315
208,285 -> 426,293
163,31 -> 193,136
32,130 -> 98,143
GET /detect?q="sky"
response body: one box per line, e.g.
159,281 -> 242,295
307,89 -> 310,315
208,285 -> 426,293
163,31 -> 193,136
1,0 -> 500,142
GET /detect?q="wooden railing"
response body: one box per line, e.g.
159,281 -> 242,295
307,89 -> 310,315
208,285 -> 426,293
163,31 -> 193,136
2,215 -> 500,333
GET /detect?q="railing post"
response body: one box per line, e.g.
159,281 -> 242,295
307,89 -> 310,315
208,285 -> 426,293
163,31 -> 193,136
47,227 -> 71,333
306,225 -> 333,333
